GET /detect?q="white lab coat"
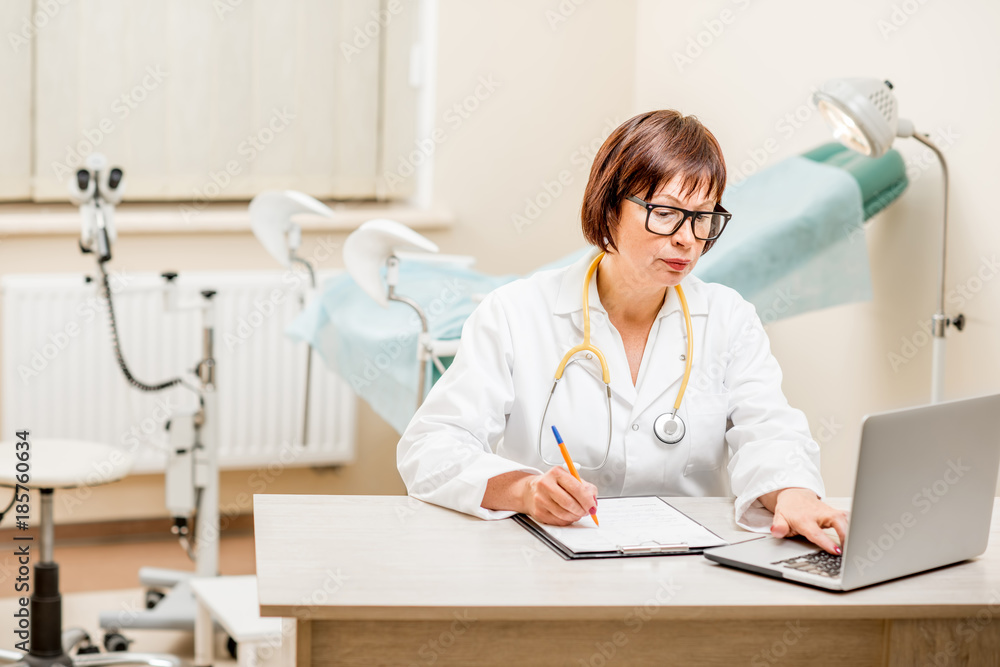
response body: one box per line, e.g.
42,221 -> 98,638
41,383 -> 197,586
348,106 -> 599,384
397,250 -> 825,531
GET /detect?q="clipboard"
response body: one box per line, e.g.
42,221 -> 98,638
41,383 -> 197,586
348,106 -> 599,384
513,496 -> 728,560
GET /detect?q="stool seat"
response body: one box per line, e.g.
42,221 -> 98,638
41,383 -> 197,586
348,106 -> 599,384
0,439 -> 133,489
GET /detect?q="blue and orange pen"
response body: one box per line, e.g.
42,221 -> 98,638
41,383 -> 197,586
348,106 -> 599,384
551,426 -> 599,526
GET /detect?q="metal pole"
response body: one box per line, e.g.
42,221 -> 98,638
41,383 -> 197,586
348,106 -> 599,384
291,255 -> 317,446
40,489 -> 54,564
912,132 -> 950,404
387,287 -> 430,408
194,290 -> 219,667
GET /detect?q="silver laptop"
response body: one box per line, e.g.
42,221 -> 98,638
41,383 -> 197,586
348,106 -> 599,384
703,393 -> 1000,591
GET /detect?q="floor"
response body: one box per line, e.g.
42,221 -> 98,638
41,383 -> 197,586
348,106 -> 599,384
0,530 -> 283,666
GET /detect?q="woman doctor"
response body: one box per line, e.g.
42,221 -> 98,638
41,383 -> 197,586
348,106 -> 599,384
397,110 -> 848,554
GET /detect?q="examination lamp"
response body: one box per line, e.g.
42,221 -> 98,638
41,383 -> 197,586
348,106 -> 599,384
813,78 -> 963,403
248,190 -> 335,445
69,153 -> 125,263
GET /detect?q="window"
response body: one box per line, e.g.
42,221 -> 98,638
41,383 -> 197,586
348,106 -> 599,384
1,0 -> 421,204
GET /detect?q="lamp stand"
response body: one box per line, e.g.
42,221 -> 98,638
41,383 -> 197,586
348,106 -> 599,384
912,132 -> 964,403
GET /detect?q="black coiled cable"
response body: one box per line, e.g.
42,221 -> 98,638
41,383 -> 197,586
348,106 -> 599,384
97,261 -> 183,392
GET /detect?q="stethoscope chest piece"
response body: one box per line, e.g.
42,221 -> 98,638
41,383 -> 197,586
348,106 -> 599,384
653,412 -> 686,445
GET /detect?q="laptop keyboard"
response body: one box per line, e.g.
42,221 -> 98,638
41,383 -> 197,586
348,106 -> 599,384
773,550 -> 842,578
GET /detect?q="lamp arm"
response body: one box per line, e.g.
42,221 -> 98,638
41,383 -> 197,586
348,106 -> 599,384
911,131 -> 950,329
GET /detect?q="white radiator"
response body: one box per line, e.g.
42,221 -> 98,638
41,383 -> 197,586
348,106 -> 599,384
1,270 -> 356,473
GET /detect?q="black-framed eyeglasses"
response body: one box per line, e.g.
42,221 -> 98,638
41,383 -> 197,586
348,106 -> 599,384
625,195 -> 731,241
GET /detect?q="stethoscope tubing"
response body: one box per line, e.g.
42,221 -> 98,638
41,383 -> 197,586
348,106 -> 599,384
537,251 -> 695,470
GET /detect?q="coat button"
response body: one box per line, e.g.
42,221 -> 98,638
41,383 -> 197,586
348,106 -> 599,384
631,423 -> 639,431
679,354 -> 686,361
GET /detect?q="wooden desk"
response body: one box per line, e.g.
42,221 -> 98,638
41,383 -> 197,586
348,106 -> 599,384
254,495 -> 1000,666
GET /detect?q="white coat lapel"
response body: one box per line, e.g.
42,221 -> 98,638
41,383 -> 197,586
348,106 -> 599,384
559,310 -> 637,405
553,251 -> 638,405
632,280 -> 709,418
633,312 -> 689,417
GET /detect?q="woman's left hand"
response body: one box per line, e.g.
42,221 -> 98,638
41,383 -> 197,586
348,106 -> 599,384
758,487 -> 848,555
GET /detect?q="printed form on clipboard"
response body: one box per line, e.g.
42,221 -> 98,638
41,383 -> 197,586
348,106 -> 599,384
513,496 -> 728,560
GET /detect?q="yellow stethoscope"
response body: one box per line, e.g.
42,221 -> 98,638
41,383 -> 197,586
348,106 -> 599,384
537,251 -> 694,470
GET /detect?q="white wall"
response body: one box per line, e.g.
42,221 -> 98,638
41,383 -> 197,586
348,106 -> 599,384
3,0 -> 640,524
634,0 -> 1000,495
10,0 -> 998,523
429,0 -> 637,273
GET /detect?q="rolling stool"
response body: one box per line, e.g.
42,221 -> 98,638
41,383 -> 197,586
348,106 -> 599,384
0,438 -> 185,667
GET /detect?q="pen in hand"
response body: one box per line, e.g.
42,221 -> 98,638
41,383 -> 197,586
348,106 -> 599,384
551,425 -> 599,526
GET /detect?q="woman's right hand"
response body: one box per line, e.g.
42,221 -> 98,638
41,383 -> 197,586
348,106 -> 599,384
518,467 -> 598,526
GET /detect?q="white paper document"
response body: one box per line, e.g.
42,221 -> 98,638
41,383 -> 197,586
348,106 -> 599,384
529,496 -> 727,554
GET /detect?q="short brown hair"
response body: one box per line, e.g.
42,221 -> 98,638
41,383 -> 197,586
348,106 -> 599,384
581,110 -> 727,254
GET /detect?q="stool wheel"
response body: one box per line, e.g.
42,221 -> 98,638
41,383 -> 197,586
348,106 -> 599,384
104,631 -> 131,652
77,644 -> 101,655
145,589 -> 166,609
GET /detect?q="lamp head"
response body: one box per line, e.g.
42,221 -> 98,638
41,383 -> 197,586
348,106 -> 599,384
813,78 -> 914,157
249,191 -> 335,267
100,167 -> 126,205
342,219 -> 439,306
